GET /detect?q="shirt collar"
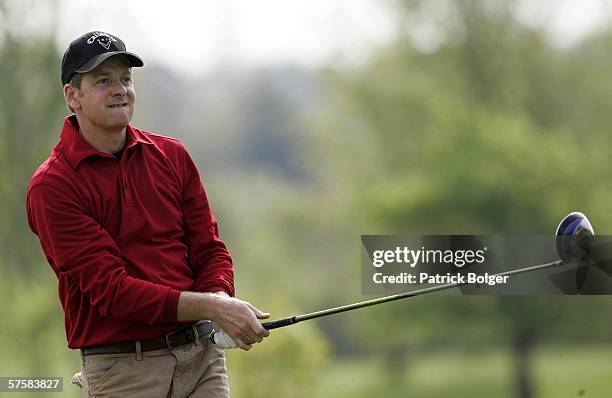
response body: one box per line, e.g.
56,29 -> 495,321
61,115 -> 153,170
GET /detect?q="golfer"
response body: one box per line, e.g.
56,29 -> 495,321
26,31 -> 269,397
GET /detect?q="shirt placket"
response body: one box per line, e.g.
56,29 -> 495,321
119,151 -> 136,207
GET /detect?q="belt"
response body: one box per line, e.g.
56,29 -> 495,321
80,320 -> 213,356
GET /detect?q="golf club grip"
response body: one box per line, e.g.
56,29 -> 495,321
261,316 -> 296,330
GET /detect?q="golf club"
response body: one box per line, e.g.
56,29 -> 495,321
211,211 -> 594,349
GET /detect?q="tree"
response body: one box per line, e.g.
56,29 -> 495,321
308,1 -> 612,396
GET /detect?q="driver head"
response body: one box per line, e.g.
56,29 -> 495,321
555,212 -> 595,262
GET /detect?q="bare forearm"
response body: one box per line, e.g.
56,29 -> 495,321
177,291 -> 223,321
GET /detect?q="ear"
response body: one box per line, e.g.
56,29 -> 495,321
64,84 -> 81,111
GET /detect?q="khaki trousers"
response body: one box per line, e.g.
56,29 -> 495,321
79,337 -> 229,398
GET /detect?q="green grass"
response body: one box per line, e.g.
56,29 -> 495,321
534,346 -> 612,398
314,345 -> 612,398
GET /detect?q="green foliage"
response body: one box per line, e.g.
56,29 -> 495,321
0,271 -> 81,397
227,319 -> 329,398
0,29 -> 65,272
306,0 -> 612,394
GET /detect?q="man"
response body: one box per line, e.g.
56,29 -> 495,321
26,31 -> 269,397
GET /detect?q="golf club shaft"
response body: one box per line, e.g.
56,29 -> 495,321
261,259 -> 564,330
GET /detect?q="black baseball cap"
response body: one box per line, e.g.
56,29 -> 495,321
61,31 -> 144,85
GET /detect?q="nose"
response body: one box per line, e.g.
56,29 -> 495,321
110,80 -> 128,96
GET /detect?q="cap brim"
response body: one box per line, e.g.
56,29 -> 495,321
75,51 -> 144,74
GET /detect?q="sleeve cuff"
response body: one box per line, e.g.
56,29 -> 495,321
164,288 -> 182,322
201,283 -> 235,297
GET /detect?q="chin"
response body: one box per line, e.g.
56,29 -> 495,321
107,114 -> 132,130
103,119 -> 130,132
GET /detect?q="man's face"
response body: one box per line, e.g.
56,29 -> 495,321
68,55 -> 135,132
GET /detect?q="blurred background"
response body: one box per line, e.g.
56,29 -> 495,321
2,0 -> 612,396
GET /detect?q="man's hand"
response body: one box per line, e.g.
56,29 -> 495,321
213,296 -> 270,350
177,291 -> 270,351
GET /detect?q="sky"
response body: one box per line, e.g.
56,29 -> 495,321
515,0 -> 612,47
54,0 -> 394,76
8,0 -> 612,77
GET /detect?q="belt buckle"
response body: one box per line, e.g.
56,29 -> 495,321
165,332 -> 176,349
165,327 -> 190,349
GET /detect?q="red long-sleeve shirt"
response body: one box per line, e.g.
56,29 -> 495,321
27,116 -> 235,348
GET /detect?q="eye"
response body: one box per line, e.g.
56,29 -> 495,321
121,76 -> 133,85
97,78 -> 110,86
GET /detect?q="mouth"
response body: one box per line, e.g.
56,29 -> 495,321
107,102 -> 128,109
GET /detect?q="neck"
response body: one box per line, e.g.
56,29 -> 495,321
75,116 -> 127,154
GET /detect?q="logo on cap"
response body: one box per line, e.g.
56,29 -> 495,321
86,32 -> 118,50
61,31 -> 143,85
